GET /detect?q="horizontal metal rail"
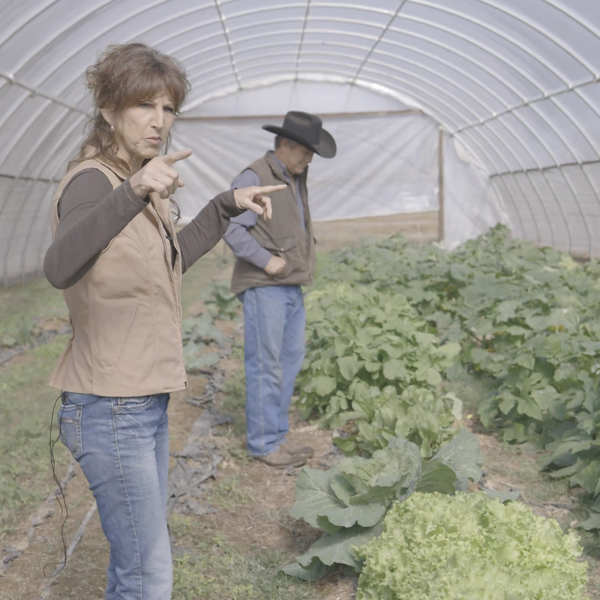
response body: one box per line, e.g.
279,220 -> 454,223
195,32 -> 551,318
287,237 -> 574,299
0,173 -> 60,183
177,109 -> 423,121
491,159 -> 600,178
0,70 -> 88,116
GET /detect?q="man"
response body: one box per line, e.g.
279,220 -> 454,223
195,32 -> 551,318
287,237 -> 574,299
224,111 -> 336,468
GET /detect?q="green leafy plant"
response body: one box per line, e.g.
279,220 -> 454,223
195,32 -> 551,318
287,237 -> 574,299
297,284 -> 461,456
355,491 -> 588,600
283,430 -> 483,581
200,280 -> 241,321
181,312 -> 224,373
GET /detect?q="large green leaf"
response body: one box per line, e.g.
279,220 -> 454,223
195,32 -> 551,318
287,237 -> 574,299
314,376 -> 337,396
569,460 -> 600,494
281,558 -> 336,581
316,515 -> 342,534
516,395 -> 543,421
329,472 -> 356,505
294,521 -> 384,571
429,429 -> 483,484
426,367 -> 442,386
577,513 -> 600,531
332,436 -> 359,455
338,355 -> 362,381
415,460 -> 457,494
495,300 -> 519,323
289,467 -> 343,528
382,359 -> 408,381
433,341 -> 461,361
338,437 -> 422,499
289,467 -> 386,528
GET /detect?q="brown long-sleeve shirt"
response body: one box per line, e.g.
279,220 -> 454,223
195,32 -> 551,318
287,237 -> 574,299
44,169 -> 242,289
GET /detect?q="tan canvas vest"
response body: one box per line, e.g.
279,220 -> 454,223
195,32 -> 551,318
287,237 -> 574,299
230,153 -> 316,294
49,159 -> 187,397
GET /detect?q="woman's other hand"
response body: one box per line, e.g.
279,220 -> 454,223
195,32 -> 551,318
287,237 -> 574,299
129,149 -> 192,199
233,184 -> 286,220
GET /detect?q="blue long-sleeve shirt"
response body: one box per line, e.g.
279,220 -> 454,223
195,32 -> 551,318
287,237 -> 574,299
223,152 -> 305,269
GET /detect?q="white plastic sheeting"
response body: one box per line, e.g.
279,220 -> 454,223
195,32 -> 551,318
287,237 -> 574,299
182,79 -> 415,117
0,0 -> 599,285
443,133 -> 510,250
174,111 -> 439,220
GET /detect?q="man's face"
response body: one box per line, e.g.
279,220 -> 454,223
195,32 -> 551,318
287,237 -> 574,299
281,139 -> 314,175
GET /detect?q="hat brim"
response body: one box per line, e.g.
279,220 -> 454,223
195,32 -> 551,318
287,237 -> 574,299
262,125 -> 336,158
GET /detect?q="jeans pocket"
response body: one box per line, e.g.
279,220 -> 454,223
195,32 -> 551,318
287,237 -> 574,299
113,395 -> 156,414
58,404 -> 83,459
161,395 -> 170,421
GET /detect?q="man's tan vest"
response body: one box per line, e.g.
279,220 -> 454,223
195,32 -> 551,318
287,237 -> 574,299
49,159 -> 187,397
230,153 -> 316,294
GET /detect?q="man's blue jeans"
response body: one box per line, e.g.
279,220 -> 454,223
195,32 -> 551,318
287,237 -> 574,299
239,285 -> 306,456
58,392 -> 172,600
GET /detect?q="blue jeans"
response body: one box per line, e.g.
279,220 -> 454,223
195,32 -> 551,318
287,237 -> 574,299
58,392 -> 172,600
239,285 -> 306,456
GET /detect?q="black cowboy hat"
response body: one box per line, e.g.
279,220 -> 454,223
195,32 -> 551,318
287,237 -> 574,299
262,111 -> 336,158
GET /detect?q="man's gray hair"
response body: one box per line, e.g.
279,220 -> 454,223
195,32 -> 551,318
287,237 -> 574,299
274,135 -> 298,150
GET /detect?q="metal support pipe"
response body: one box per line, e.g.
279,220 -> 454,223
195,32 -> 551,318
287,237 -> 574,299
438,127 -> 445,242
351,0 -> 409,85
295,0 -> 312,79
0,173 -> 60,183
213,0 -> 241,89
492,159 -> 600,178
178,109 -> 423,121
0,71 -> 87,115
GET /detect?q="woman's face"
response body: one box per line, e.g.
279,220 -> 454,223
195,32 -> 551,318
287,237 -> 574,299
103,92 -> 176,171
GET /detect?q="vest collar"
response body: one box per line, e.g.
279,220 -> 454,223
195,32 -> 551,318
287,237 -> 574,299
269,151 -> 291,179
95,158 -> 129,182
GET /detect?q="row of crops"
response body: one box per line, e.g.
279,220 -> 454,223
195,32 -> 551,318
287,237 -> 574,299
282,225 -> 600,597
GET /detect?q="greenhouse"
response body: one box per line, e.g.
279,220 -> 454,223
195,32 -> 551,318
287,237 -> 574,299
1,1 -> 600,599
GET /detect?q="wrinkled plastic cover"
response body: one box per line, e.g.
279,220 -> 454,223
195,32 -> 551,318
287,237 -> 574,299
175,111 -> 439,217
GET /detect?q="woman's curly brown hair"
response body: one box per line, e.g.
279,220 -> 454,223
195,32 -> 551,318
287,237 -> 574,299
70,43 -> 190,177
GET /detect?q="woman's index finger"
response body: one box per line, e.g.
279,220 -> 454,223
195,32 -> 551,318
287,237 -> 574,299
258,184 -> 287,194
161,149 -> 192,167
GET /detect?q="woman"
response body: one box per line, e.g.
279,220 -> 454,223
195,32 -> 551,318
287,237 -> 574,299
43,43 -> 283,600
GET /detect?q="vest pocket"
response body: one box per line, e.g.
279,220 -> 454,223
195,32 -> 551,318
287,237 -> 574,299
272,236 -> 303,279
259,235 -> 302,279
110,304 -> 141,369
262,235 -> 297,254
